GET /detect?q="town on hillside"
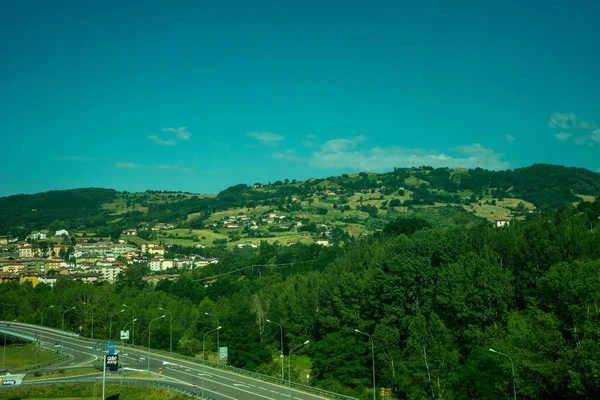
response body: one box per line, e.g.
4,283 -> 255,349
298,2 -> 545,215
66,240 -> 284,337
0,227 -> 218,287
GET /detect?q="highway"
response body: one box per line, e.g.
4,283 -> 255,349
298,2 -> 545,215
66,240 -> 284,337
1,322 -> 352,400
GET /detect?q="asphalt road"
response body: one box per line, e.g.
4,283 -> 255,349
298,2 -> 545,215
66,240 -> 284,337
2,322 -> 342,400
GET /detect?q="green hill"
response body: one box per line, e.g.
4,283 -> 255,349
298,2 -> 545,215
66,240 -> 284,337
1,164 -> 599,244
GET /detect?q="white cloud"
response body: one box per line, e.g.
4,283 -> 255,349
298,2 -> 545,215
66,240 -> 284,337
272,150 -> 303,162
505,134 -> 516,142
305,134 -> 317,139
247,132 -> 285,142
147,135 -> 176,146
574,129 -> 600,146
554,132 -> 572,141
162,127 -> 192,140
321,136 -> 365,153
157,165 -> 191,172
549,112 -> 596,129
115,162 -> 143,168
306,142 -> 508,171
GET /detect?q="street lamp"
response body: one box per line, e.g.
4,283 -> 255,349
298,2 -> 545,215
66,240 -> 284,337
202,326 -> 221,398
122,318 -> 137,343
266,319 -> 284,380
148,315 -> 165,374
355,329 -> 376,400
83,302 -> 94,340
122,304 -> 135,345
61,307 -> 76,349
159,307 -> 173,353
489,348 -> 517,400
288,340 -> 310,399
41,305 -> 54,327
205,312 -> 220,364
109,309 -> 125,341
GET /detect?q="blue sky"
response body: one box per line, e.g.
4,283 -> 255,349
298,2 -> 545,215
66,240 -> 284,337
1,0 -> 599,196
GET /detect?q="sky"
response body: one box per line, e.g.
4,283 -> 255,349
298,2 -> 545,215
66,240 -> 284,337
1,0 -> 599,196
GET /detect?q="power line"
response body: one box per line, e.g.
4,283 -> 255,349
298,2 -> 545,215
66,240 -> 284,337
193,259 -> 318,282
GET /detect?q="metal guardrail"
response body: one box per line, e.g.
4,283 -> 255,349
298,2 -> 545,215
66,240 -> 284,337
1,377 -> 214,399
110,341 -> 356,400
0,328 -> 70,373
2,321 -> 356,400
0,320 -> 80,338
9,354 -> 69,373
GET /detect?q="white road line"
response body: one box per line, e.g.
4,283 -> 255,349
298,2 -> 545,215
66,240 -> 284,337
173,368 -> 280,400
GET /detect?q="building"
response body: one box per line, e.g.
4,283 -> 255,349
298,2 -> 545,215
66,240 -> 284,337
19,244 -> 35,258
91,265 -> 123,282
149,258 -> 163,272
29,232 -> 47,240
55,229 -> 69,236
122,228 -> 138,236
495,218 -> 510,228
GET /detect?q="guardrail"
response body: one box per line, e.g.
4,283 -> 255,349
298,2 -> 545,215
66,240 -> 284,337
111,341 -> 356,400
9,354 -> 69,373
0,328 -> 70,373
2,321 -> 357,400
3,377 -> 214,399
0,321 -> 80,338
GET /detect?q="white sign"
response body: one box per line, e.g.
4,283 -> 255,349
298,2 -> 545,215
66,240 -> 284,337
120,330 -> 129,340
0,374 -> 26,386
219,346 -> 228,360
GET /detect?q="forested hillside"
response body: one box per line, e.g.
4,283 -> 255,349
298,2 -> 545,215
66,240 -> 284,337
1,164 -> 599,245
0,188 -> 117,236
2,202 -> 600,399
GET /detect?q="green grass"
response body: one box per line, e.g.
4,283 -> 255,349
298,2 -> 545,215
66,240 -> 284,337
1,343 -> 61,369
25,367 -> 99,380
0,383 -> 189,400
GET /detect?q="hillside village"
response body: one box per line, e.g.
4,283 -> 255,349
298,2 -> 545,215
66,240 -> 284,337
0,227 -> 218,287
1,164 -> 599,289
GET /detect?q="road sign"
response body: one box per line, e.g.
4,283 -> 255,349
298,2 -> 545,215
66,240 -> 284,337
219,346 -> 228,360
105,354 -> 119,372
120,330 -> 129,340
108,341 -> 116,355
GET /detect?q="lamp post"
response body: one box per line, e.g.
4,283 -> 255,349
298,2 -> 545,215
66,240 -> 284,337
147,315 -> 165,374
288,340 -> 310,400
159,307 -> 172,353
109,309 -> 125,341
489,348 -> 517,400
205,312 -> 220,364
122,318 -> 137,343
202,326 -> 221,398
266,319 -> 284,380
83,302 -> 94,340
122,304 -> 135,345
61,307 -> 76,349
41,305 -> 54,327
355,329 -> 376,400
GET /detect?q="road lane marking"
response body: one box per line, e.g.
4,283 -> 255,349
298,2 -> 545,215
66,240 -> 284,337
9,325 -> 330,399
172,368 -> 279,400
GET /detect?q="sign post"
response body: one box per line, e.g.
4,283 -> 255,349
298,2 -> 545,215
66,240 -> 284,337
103,341 -> 118,400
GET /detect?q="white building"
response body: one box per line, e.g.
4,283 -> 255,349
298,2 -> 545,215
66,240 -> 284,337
55,229 -> 69,236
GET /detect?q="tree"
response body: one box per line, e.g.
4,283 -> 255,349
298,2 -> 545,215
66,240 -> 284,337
404,313 -> 459,400
311,331 -> 369,389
